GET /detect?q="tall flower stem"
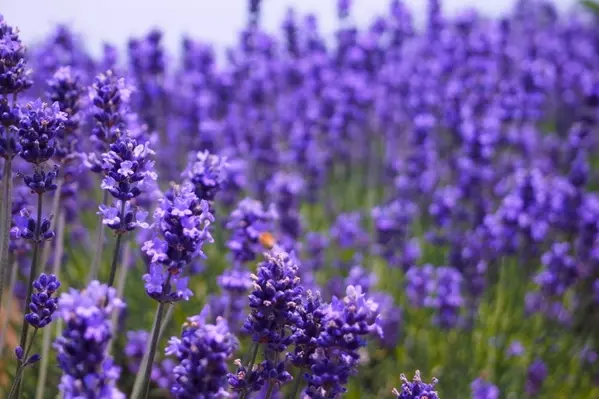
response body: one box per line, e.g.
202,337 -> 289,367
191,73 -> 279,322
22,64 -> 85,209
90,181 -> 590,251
8,327 -> 39,399
18,192 -> 43,351
106,200 -> 127,288
109,240 -> 131,354
0,255 -> 17,355
35,210 -> 65,399
14,192 -> 43,399
0,93 -> 17,313
0,154 -> 14,312
40,178 -> 64,268
140,300 -> 167,399
289,368 -> 304,399
130,303 -> 174,398
264,383 -> 275,399
239,343 -> 261,399
88,190 -> 109,282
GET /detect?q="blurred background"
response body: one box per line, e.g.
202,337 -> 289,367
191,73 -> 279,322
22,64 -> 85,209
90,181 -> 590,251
3,0 -> 577,56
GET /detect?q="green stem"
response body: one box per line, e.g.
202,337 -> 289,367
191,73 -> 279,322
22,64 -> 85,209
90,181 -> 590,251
140,300 -> 167,399
239,343 -> 261,399
108,240 -> 131,354
35,210 -> 65,399
0,154 -> 13,313
106,200 -> 127,288
9,327 -> 39,399
88,190 -> 109,282
288,368 -> 304,399
130,303 -> 173,398
0,93 -> 17,313
0,255 -> 17,355
39,178 -> 63,268
18,192 -> 43,352
14,192 -> 43,399
264,383 -> 275,399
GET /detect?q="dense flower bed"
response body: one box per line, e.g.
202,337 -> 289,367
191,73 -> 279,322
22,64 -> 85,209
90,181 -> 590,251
0,0 -> 599,398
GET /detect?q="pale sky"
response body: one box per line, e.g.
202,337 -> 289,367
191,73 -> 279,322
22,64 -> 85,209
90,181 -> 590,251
2,0 -> 578,57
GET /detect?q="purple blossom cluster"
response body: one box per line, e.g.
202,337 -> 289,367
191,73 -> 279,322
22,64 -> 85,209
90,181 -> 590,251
226,197 -> 278,264
406,264 -> 464,328
142,183 -> 214,302
392,370 -> 439,399
24,273 -> 60,329
0,15 -> 32,94
166,309 -> 239,398
53,281 -> 125,399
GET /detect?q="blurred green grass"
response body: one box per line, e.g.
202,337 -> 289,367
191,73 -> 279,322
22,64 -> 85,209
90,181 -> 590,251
0,172 -> 598,399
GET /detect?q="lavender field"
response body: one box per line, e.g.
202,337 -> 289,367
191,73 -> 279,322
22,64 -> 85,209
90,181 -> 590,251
1,0 -> 599,398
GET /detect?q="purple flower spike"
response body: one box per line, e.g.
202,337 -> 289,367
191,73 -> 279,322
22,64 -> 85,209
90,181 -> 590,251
392,370 -> 439,399
243,250 -> 303,352
18,99 -> 66,165
471,378 -> 499,399
11,208 -> 55,243
46,66 -> 83,158
166,310 -> 238,398
0,15 -> 32,94
142,183 -> 214,302
525,359 -> 547,396
226,198 -> 278,264
88,70 -> 131,146
182,150 -> 229,202
304,286 -> 380,398
25,273 -> 61,329
54,281 -> 125,399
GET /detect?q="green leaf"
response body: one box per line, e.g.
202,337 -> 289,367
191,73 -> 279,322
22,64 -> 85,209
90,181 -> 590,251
582,0 -> 599,14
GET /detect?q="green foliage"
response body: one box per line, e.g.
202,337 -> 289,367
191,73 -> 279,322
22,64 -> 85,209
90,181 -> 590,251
1,174 -> 598,399
582,0 -> 599,15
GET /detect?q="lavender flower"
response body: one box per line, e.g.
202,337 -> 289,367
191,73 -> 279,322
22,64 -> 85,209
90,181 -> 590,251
182,150 -> 228,203
165,310 -> 239,398
88,70 -> 131,150
525,359 -> 547,396
54,281 -> 125,399
471,378 -> 499,399
287,291 -> 328,396
268,171 -> 304,250
371,292 -> 402,348
405,264 -> 435,308
243,250 -> 303,352
305,286 -> 380,398
97,200 -> 149,233
24,273 -> 60,329
142,183 -> 214,302
255,360 -> 293,390
392,371 -> 439,399
46,66 -> 83,157
406,265 -> 463,328
226,198 -> 278,264
0,15 -> 32,94
0,96 -> 20,161
507,340 -> 525,357
303,232 -> 328,272
534,242 -> 578,297
99,136 -> 156,200
125,330 -> 151,374
372,200 -> 419,269
330,212 -> 369,251
11,208 -> 55,242
228,358 -> 264,394
18,99 -> 66,166
217,266 -> 253,332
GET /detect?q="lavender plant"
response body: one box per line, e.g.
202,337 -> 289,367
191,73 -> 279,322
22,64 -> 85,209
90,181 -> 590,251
2,0 -> 599,398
